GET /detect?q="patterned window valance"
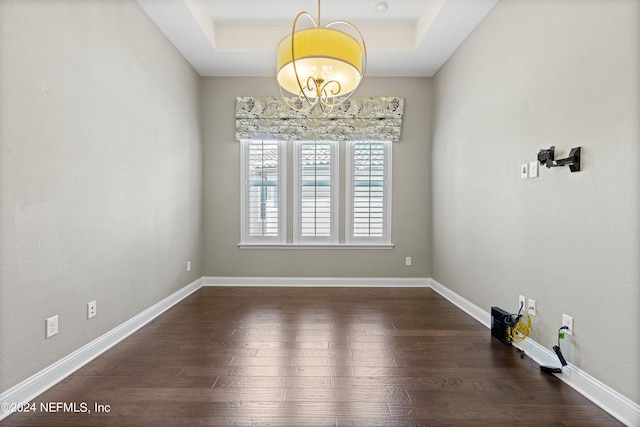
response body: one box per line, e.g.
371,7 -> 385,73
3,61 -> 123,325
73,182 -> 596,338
235,96 -> 404,142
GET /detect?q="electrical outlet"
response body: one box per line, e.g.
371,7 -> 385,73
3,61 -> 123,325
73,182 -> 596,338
46,315 -> 58,338
88,301 -> 97,319
562,314 -> 573,336
527,299 -> 536,316
520,163 -> 529,179
528,161 -> 538,178
405,257 -> 412,266
518,295 -> 526,312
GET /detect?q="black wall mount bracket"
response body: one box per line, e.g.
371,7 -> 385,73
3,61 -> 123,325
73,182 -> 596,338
537,146 -> 581,172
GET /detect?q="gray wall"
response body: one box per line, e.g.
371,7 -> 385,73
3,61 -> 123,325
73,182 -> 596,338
0,0 -> 203,391
202,77 -> 432,278
432,0 -> 640,403
3,0 -> 637,412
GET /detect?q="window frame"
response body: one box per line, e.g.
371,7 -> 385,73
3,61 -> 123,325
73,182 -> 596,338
239,139 -> 393,249
240,139 -> 287,245
345,140 -> 392,245
293,140 -> 339,244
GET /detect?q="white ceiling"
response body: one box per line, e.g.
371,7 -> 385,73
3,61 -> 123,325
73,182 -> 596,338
136,0 -> 498,77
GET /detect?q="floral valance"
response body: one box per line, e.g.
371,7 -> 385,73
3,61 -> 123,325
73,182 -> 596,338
235,96 -> 404,142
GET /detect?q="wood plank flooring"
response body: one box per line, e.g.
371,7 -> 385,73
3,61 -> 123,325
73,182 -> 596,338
3,287 -> 622,426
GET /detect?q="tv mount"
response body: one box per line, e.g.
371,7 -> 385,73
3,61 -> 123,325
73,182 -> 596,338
537,146 -> 581,172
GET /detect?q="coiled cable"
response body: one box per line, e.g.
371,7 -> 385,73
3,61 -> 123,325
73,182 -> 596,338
508,302 -> 531,342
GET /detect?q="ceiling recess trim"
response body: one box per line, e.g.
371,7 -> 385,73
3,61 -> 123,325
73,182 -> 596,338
136,0 -> 498,77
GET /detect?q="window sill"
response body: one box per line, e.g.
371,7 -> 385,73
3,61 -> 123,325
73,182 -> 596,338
238,243 -> 395,250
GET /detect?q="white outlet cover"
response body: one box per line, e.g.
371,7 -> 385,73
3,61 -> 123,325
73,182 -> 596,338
520,163 -> 528,179
529,161 -> 539,178
46,315 -> 58,338
527,299 -> 536,316
88,301 -> 97,319
518,295 -> 526,312
562,314 -> 574,335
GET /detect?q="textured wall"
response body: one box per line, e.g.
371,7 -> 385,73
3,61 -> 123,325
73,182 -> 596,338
0,0 -> 203,391
432,0 -> 640,403
202,77 -> 432,278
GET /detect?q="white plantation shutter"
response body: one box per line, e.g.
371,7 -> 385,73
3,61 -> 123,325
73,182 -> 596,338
294,141 -> 338,243
240,139 -> 392,247
241,140 -> 285,243
347,141 -> 391,244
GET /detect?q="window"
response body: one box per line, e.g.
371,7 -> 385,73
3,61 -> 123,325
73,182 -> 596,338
240,139 -> 391,247
346,141 -> 391,244
294,141 -> 339,243
240,140 -> 286,244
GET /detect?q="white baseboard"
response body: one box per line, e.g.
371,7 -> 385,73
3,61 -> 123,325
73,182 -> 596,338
428,278 -> 491,328
429,278 -> 640,427
2,276 -> 638,426
0,277 -> 203,422
203,276 -> 430,288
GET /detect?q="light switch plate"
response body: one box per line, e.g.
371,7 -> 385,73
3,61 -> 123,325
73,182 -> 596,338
529,161 -> 539,178
521,163 -> 528,179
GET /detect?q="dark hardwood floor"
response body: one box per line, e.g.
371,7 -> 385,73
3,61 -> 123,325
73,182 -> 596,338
3,287 -> 621,426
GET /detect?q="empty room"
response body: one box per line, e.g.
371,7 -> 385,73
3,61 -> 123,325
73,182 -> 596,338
1,0 -> 638,425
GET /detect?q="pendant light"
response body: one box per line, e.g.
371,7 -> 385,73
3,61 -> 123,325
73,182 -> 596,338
276,0 -> 367,113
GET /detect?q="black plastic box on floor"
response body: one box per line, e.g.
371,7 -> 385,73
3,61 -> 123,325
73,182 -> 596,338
491,306 -> 513,345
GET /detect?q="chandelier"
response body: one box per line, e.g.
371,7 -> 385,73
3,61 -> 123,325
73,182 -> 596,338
276,0 -> 367,113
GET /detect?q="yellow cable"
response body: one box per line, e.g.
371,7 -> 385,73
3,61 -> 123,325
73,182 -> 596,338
509,314 -> 531,342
